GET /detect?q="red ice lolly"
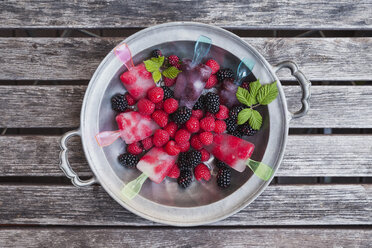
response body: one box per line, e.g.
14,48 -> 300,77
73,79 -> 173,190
95,111 -> 159,147
205,133 -> 255,172
115,44 -> 155,100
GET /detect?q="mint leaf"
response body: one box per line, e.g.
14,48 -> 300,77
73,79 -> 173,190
144,60 -> 160,73
246,80 -> 261,105
150,56 -> 165,67
236,87 -> 251,107
162,66 -> 181,79
249,109 -> 262,130
257,81 -> 278,105
152,70 -> 161,83
237,108 -> 252,125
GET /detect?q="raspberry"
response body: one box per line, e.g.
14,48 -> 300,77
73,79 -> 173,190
177,170 -> 192,188
147,87 -> 164,103
124,92 -> 136,106
137,98 -> 155,115
194,163 -> 211,181
217,167 -> 231,188
165,140 -> 181,156
216,68 -> 234,82
215,105 -> 229,120
118,153 -> 138,168
191,109 -> 204,120
151,49 -> 162,57
205,59 -> 220,74
127,142 -> 143,155
241,81 -> 250,90
141,137 -> 153,150
199,132 -> 213,145
164,122 -> 178,138
172,106 -> 192,125
205,112 -> 215,118
151,110 -> 168,128
167,163 -> 180,178
111,94 -> 128,112
178,141 -> 190,152
120,72 -> 136,85
190,135 -> 203,150
185,117 -> 200,133
203,92 -> 220,114
164,77 -> 176,86
167,55 -> 179,67
163,98 -> 179,114
205,74 -> 218,89
154,100 -> 164,110
214,120 -> 227,133
152,129 -> 170,147
175,129 -> 191,145
200,148 -> 210,161
200,117 -> 215,132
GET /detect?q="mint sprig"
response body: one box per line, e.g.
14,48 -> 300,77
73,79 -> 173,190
236,80 -> 278,130
143,56 -> 165,83
162,66 -> 181,79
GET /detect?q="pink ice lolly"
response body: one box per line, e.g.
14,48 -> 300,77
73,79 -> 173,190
115,43 -> 155,100
137,147 -> 178,184
95,111 -> 159,147
205,133 -> 255,172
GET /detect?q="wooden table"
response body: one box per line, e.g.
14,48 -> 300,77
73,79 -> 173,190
0,1 -> 371,247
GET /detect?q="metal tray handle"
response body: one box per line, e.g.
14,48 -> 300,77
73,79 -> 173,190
273,61 -> 311,119
59,129 -> 97,187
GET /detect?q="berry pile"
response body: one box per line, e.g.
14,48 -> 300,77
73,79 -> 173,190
111,48 -> 260,191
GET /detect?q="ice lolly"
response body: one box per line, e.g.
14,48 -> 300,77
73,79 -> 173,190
122,147 -> 178,199
115,43 -> 155,100
219,58 -> 255,107
174,36 -> 212,109
95,111 -> 159,147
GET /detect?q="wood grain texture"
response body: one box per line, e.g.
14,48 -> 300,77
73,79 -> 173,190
0,38 -> 371,81
0,184 -> 369,226
1,135 -> 371,177
1,0 -> 371,29
0,227 -> 370,248
1,85 -> 371,128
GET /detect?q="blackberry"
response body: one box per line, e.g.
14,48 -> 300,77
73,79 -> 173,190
240,82 -> 250,90
215,159 -> 228,169
178,152 -> 193,170
238,122 -> 258,136
225,118 -> 238,134
231,129 -> 243,138
203,92 -> 220,114
111,94 -> 128,112
161,86 -> 174,99
217,167 -> 231,188
151,49 -> 162,58
193,95 -> 205,110
216,68 -> 234,82
171,106 -> 192,125
118,153 -> 138,168
187,150 -> 202,168
229,105 -> 245,120
178,169 -> 193,188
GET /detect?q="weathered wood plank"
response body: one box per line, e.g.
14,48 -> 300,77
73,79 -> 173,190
1,0 -> 371,29
1,135 -> 371,177
0,227 -> 370,248
0,184 -> 369,226
0,38 -> 371,81
1,85 -> 371,128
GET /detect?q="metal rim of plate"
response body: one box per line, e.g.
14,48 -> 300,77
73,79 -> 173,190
59,22 -> 310,226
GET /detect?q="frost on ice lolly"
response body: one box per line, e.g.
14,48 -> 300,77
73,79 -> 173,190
205,133 -> 273,181
174,35 -> 212,109
122,147 -> 178,199
95,111 -> 159,147
115,43 -> 155,100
